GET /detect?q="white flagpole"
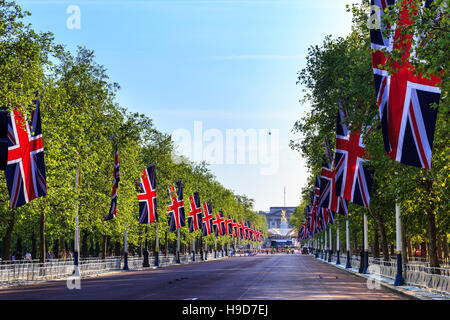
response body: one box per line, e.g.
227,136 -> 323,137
394,203 -> 405,285
74,154 -> 81,276
123,222 -> 129,270
177,229 -> 181,263
345,218 -> 351,268
328,225 -> 332,262
155,224 -> 160,267
363,213 -> 369,274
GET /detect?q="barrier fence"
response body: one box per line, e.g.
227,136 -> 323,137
0,251 -> 232,287
312,250 -> 450,296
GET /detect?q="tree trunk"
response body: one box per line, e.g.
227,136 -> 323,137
426,210 -> 440,268
401,220 -> 408,263
102,234 -> 107,259
373,226 -> 380,259
52,238 -> 59,258
421,242 -> 427,259
165,232 -> 168,256
31,232 -> 37,260
423,179 -> 440,269
60,236 -> 66,256
407,238 -> 412,260
16,238 -> 23,260
81,230 -> 88,258
443,234 -> 449,261
39,211 -> 46,263
370,209 -> 389,261
2,212 -> 15,260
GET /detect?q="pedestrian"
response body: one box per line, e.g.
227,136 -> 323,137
25,252 -> 32,261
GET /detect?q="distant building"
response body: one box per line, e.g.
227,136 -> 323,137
259,207 -> 298,247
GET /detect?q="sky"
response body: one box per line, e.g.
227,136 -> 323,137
18,0 -> 356,211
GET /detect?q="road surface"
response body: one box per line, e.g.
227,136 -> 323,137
0,254 -> 407,300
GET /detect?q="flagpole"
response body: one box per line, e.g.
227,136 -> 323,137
328,225 -> 332,263
204,237 -> 208,260
363,213 -> 369,274
192,235 -> 196,262
324,227 -> 327,261
73,153 -> 81,277
345,218 -> 351,269
336,222 -> 340,265
176,229 -> 181,264
123,222 -> 129,270
214,236 -> 217,259
154,224 -> 160,267
394,203 -> 405,285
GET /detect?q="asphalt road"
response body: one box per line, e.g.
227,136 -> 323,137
0,254 -> 407,300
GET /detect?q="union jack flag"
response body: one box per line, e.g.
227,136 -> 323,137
201,201 -> 213,236
137,164 -> 157,224
5,93 -> 47,208
232,220 -> 240,238
299,222 -> 308,241
188,192 -> 202,232
319,157 -> 348,216
307,206 -> 317,237
212,211 -> 226,236
334,105 -> 373,208
238,221 -> 245,239
246,221 -> 253,241
370,0 -> 442,169
105,146 -> 120,221
224,217 -> 233,236
322,207 -> 335,225
167,180 -> 185,232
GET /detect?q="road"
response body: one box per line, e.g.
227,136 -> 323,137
0,254 -> 407,300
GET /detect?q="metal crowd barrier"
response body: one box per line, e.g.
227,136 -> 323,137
312,250 -> 450,296
0,252 -> 231,287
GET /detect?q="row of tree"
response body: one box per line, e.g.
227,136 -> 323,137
0,1 -> 267,262
289,1 -> 448,268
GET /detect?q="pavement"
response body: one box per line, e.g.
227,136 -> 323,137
0,254 -> 407,300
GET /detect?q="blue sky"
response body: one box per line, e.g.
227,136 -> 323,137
19,0 -> 356,211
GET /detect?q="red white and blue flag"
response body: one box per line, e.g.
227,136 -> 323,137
319,158 -> 348,216
224,217 -> 233,236
370,0 -> 441,169
232,221 -> 239,238
167,180 -> 185,232
212,211 -> 226,236
201,201 -> 214,236
242,221 -> 249,240
334,105 -> 373,208
105,146 -> 120,221
188,192 -> 202,233
5,93 -> 47,208
137,164 -> 157,224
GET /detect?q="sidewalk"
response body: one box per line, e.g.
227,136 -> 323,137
314,255 -> 450,300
